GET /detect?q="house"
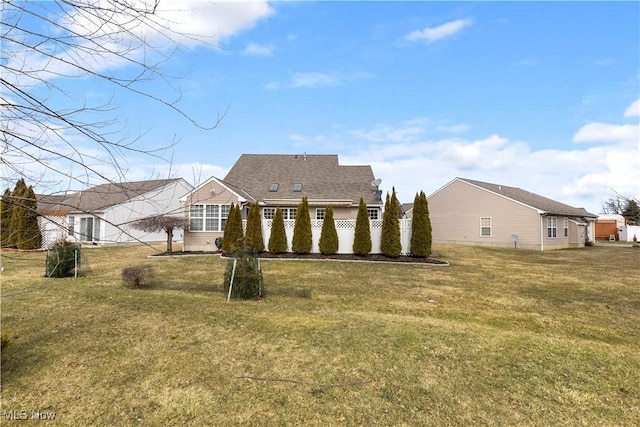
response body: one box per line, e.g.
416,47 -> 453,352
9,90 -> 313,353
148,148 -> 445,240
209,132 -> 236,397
181,154 -> 384,252
428,178 -> 597,251
37,179 -> 193,248
595,214 -> 626,241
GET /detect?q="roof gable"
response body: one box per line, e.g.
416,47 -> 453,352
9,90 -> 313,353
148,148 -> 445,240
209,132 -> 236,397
179,176 -> 252,203
223,154 -> 382,206
457,178 -> 597,218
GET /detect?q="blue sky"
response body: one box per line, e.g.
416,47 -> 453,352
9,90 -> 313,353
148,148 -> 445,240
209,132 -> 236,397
6,1 -> 640,213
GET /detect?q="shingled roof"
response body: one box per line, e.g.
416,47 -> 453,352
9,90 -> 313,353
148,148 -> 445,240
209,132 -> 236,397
37,179 -> 182,214
223,154 -> 382,206
459,178 -> 597,218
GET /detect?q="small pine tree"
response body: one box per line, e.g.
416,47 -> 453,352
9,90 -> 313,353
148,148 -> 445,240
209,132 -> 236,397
410,191 -> 432,257
223,238 -> 263,299
0,188 -> 13,248
292,196 -> 312,254
380,188 -> 402,257
268,207 -> 288,253
245,202 -> 264,252
352,197 -> 371,255
318,205 -> 338,254
222,203 -> 243,253
46,240 -> 81,278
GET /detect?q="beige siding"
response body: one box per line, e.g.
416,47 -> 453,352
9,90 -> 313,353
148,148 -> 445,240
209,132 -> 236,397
429,180 -> 542,250
183,179 -> 244,252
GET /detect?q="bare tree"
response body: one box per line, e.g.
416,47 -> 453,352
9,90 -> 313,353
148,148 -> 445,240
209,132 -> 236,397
1,0 -> 224,194
130,214 -> 186,254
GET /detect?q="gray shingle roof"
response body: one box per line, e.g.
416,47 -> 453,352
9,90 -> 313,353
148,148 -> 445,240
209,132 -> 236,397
459,178 -> 597,218
223,154 -> 382,206
37,179 -> 181,214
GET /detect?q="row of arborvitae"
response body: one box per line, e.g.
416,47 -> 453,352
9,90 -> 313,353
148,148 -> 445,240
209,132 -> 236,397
222,190 -> 432,258
1,178 -> 42,250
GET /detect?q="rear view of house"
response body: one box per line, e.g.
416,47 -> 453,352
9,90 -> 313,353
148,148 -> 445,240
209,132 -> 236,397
428,178 -> 597,251
181,154 -> 384,252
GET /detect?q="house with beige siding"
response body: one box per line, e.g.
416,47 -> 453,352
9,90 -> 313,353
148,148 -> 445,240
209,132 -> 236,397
181,154 -> 384,252
428,178 -> 597,251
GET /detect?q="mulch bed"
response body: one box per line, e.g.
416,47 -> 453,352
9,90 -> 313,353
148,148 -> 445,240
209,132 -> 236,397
151,250 -> 448,265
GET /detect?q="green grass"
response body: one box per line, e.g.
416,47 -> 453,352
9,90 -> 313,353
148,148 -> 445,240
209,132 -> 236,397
1,244 -> 639,426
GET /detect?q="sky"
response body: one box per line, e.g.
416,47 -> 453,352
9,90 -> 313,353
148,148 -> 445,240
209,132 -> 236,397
4,1 -> 640,213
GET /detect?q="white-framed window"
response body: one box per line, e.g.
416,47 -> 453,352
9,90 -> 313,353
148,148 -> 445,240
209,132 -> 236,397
480,217 -> 492,237
78,217 -> 100,241
563,218 -> 569,238
263,207 -> 275,220
68,216 -> 75,236
316,208 -> 326,220
367,208 -> 379,220
283,208 -> 297,220
547,217 -> 557,238
189,204 -> 230,232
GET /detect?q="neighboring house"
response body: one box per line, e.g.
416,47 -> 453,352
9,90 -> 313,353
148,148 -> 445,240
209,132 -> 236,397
595,214 -> 626,241
428,178 -> 597,251
181,154 -> 384,252
37,179 -> 193,248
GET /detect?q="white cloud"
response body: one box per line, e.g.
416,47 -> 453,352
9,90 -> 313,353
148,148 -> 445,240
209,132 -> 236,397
242,43 -> 273,56
291,72 -> 340,88
572,122 -> 639,143
624,99 -> 640,117
405,18 -> 473,43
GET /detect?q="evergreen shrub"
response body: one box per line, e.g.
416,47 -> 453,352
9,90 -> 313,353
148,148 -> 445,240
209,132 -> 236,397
352,197 -> 371,255
45,240 -> 81,278
319,205 -> 338,254
223,239 -> 263,299
268,207 -> 288,253
292,196 -> 312,254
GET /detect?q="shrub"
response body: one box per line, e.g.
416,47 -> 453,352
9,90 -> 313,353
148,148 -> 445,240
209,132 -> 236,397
222,203 -> 243,253
319,205 -> 338,255
122,266 -> 154,288
380,188 -> 402,257
410,190 -> 432,257
292,196 -> 312,254
1,188 -> 14,248
223,239 -> 263,299
245,202 -> 264,252
353,197 -> 371,255
1,331 -> 11,351
633,234 -> 639,248
45,240 -> 81,278
268,207 -> 288,253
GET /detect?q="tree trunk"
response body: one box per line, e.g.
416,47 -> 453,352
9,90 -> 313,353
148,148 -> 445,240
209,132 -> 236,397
167,227 -> 173,254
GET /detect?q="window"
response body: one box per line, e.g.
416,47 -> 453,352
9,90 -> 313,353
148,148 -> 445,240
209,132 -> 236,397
547,217 -> 557,238
79,217 -> 100,241
263,208 -> 275,220
316,208 -> 326,220
283,208 -> 297,220
68,216 -> 75,236
563,218 -> 569,238
293,183 -> 302,192
367,208 -> 379,220
189,204 -> 230,232
269,183 -> 279,192
480,217 -> 492,237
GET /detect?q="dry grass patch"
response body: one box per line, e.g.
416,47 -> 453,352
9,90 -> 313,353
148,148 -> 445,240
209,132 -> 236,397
1,243 -> 639,425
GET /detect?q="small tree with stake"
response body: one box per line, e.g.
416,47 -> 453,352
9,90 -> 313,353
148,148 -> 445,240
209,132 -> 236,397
131,215 -> 186,254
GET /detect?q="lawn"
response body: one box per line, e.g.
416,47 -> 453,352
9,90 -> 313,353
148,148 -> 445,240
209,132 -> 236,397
1,243 -> 639,426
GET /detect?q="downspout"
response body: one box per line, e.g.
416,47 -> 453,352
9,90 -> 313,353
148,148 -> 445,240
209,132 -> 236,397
540,214 -> 545,252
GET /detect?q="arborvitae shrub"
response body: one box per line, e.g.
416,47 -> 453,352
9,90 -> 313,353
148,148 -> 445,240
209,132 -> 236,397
319,205 -> 338,254
380,188 -> 402,257
20,185 -> 42,250
245,202 -> 264,252
222,203 -> 243,253
410,191 -> 432,257
45,240 -> 81,278
223,239 -> 263,299
8,179 -> 27,249
1,188 -> 13,248
352,197 -> 371,255
292,196 -> 312,254
122,265 -> 154,288
268,207 -> 288,253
